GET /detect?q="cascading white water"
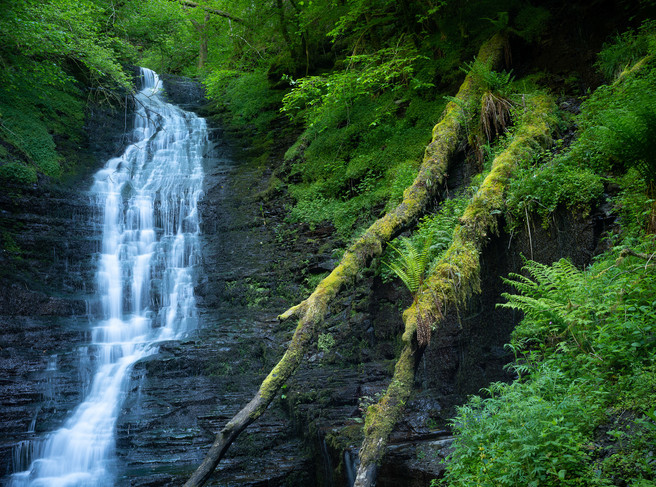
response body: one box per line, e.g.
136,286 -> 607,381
10,68 -> 207,487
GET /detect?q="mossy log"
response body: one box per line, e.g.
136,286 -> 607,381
353,93 -> 557,487
183,33 -> 506,487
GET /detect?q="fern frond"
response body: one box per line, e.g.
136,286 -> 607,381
385,237 -> 428,294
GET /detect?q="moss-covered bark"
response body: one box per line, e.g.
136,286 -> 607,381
184,33 -> 506,487
353,93 -> 557,487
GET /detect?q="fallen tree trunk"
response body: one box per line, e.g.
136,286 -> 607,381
184,33 -> 506,487
352,93 -> 556,487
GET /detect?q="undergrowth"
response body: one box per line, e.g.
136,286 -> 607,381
0,81 -> 85,184
277,46 -> 445,236
441,240 -> 656,486
0,0 -> 134,186
284,89 -> 445,234
204,68 -> 284,135
439,24 -> 656,487
505,20 -> 656,231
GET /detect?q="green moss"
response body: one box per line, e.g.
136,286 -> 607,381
0,63 -> 88,182
204,69 -> 283,133
403,94 -> 556,344
359,346 -> 415,466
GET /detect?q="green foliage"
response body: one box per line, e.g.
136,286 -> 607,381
596,20 -> 656,81
384,236 -> 434,294
600,405 -> 656,485
1,231 -> 22,257
0,0 -> 133,183
317,332 -> 336,352
0,0 -> 132,91
613,170 -> 655,240
505,155 -> 604,229
463,62 -> 514,96
118,0 -> 204,75
573,32 -> 656,179
281,45 -> 432,125
0,163 -> 37,186
204,69 -> 284,132
588,92 -> 656,190
502,251 -> 656,370
445,368 -> 603,487
278,33 -> 450,236
505,24 -> 656,230
512,5 -> 551,42
381,196 -> 468,290
443,241 -> 656,486
284,90 -> 444,234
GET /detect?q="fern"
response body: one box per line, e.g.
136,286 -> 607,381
381,195 -> 467,294
499,259 -> 591,352
384,234 -> 433,294
597,98 -> 656,192
446,243 -> 656,487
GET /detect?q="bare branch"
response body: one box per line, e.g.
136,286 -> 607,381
177,0 -> 244,23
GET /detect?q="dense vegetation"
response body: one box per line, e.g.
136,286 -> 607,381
2,0 -> 656,485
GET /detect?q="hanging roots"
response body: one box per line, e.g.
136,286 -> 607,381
416,307 -> 441,348
481,91 -> 513,141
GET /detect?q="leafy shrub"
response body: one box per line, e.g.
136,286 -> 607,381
281,45 -> 432,125
573,35 -> 656,175
0,95 -> 74,180
0,162 -> 38,185
613,170 -> 655,240
596,20 -> 656,81
204,69 -> 283,132
590,93 -> 656,190
284,89 -> 443,235
444,369 -> 602,487
505,157 -> 604,229
0,0 -> 133,183
443,241 -> 656,486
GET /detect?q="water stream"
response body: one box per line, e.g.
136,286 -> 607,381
9,68 -> 207,487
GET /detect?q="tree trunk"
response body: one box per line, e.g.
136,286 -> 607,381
275,0 -> 297,61
196,12 -> 210,70
184,33 -> 506,487
353,93 -> 556,487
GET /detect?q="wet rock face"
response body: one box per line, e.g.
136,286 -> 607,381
160,74 -> 208,110
0,102 -> 125,476
112,129 -> 315,485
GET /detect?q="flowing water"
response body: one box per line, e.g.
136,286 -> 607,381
9,68 -> 207,487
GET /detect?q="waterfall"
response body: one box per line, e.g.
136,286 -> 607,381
9,68 -> 207,487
